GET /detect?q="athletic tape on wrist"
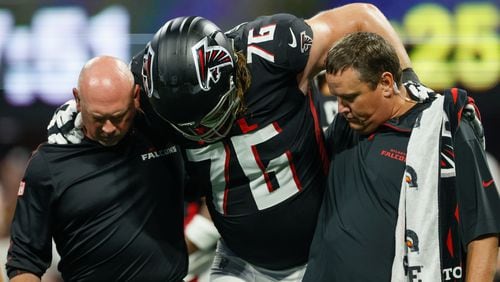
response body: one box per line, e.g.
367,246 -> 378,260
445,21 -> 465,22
185,214 -> 220,251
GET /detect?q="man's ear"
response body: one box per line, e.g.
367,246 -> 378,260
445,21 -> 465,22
72,88 -> 81,112
380,72 -> 394,98
133,84 -> 140,109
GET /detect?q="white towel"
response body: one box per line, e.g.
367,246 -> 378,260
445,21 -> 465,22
391,95 -> 447,281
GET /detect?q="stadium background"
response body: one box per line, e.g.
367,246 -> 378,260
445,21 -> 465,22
0,0 -> 498,160
0,1 -> 498,281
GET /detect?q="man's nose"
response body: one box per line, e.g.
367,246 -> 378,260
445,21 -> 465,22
337,98 -> 350,115
101,120 -> 116,134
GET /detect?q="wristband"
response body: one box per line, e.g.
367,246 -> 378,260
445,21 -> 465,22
402,68 -> 420,83
185,214 -> 220,251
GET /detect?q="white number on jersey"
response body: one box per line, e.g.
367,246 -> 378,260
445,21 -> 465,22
186,122 -> 301,213
247,24 -> 276,63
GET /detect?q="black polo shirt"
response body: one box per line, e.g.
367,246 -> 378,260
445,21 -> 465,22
304,100 -> 500,281
6,123 -> 187,281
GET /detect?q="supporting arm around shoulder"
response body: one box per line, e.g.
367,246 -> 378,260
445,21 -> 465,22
465,234 -> 499,282
9,272 -> 41,282
304,3 -> 411,79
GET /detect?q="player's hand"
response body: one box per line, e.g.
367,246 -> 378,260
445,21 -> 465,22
47,99 -> 84,144
404,81 -> 434,102
463,103 -> 485,150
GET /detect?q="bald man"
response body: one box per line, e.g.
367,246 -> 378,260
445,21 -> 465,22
6,56 -> 187,281
73,56 -> 140,147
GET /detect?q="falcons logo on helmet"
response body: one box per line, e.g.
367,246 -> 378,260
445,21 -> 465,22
142,44 -> 155,98
192,37 -> 234,91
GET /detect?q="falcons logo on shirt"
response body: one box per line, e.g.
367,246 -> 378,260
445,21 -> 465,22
192,37 -> 234,91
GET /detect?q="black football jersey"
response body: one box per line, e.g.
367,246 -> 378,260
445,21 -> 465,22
129,13 -> 328,270
6,119 -> 187,281
181,14 -> 328,270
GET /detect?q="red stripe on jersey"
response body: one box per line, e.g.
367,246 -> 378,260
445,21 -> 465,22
223,143 -> 231,215
457,104 -> 464,125
237,117 -> 258,133
446,228 -> 454,258
272,121 -> 282,133
451,88 -> 459,104
251,145 -> 274,192
381,122 -> 412,133
285,150 -> 302,191
308,90 -> 330,174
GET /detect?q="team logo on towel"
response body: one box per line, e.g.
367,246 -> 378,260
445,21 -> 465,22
404,165 -> 418,188
405,229 -> 420,252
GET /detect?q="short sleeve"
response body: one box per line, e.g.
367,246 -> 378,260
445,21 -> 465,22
236,13 -> 313,73
6,150 -> 54,279
273,14 -> 313,73
455,119 -> 500,246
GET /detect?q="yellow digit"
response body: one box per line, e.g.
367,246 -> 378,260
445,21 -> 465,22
404,4 -> 454,89
455,3 -> 499,91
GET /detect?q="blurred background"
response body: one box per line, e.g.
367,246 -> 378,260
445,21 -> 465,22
0,0 -> 498,159
0,0 -> 498,281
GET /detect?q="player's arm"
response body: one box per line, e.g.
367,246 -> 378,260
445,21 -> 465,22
185,198 -> 219,254
9,273 -> 41,282
466,235 -> 498,282
300,3 -> 411,91
184,198 -> 219,279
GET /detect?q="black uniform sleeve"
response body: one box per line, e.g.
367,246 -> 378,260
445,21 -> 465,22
6,150 -> 55,279
283,14 -> 312,73
455,119 -> 500,247
242,13 -> 312,73
402,68 -> 420,84
276,14 -> 312,73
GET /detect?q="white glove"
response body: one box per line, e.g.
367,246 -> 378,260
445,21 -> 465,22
185,214 -> 220,251
404,81 -> 435,102
47,99 -> 84,144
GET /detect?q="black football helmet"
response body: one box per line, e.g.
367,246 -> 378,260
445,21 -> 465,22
142,16 -> 240,143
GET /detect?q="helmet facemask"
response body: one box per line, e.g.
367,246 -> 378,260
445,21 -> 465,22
167,78 -> 240,143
